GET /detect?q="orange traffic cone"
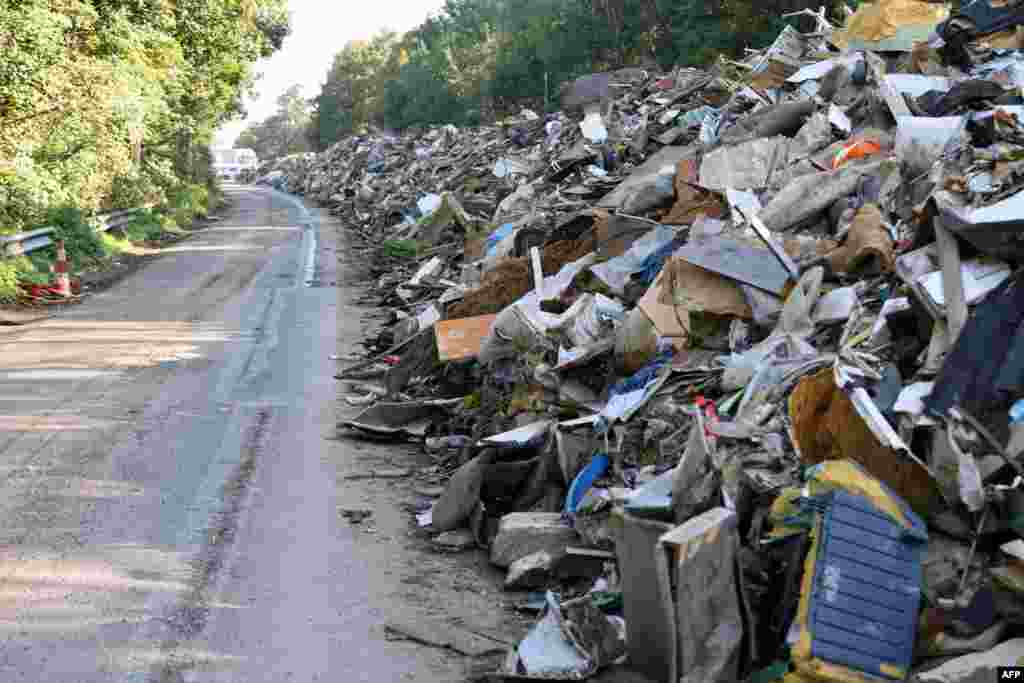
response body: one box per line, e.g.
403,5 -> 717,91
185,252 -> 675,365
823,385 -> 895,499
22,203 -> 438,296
54,240 -> 71,298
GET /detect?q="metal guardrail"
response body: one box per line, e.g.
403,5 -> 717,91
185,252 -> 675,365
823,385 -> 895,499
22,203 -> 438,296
0,206 -> 152,258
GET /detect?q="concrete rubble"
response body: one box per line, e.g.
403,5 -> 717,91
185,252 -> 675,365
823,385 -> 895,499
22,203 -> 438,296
268,2 -> 1024,679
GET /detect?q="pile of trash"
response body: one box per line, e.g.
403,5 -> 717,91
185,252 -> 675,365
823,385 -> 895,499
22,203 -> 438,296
244,153 -> 315,190
278,2 -> 1024,680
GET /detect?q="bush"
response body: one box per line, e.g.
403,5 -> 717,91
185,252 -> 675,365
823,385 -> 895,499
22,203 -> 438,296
0,261 -> 19,303
27,251 -> 51,274
382,62 -> 470,129
47,207 -> 108,266
108,172 -> 166,211
122,209 -> 167,242
0,256 -> 47,303
167,183 -> 211,225
100,232 -> 132,255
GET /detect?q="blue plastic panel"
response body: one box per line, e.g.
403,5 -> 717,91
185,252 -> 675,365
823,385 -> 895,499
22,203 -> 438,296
807,490 -> 926,680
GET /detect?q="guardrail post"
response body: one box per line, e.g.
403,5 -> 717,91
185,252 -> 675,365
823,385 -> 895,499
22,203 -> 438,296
54,240 -> 71,298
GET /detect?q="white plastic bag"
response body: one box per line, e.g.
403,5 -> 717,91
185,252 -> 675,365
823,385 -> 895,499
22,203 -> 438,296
581,110 -> 608,144
479,305 -> 549,363
590,225 -> 676,295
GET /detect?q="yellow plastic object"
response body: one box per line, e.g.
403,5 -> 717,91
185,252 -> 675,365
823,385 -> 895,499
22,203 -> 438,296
790,517 -> 820,667
806,460 -> 914,530
767,487 -> 806,538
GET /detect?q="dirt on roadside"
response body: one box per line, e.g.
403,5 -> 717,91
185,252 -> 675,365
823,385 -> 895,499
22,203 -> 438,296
79,212 -> 226,295
331,224 -> 534,682
0,209 -> 227,323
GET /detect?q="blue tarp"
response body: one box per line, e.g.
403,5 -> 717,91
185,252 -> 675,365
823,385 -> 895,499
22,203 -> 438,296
484,222 -> 516,258
609,351 -> 673,398
634,240 -> 678,288
565,453 -> 610,515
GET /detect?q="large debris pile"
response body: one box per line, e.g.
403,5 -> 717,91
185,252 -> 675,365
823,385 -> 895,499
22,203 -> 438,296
274,3 -> 1024,680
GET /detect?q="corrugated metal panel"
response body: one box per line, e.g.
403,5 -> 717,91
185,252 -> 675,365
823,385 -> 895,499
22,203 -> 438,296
807,490 -> 926,680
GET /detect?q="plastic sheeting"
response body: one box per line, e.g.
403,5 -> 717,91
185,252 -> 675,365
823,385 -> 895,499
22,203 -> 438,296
580,110 -> 608,144
590,225 -> 677,295
478,254 -> 600,362
895,115 -> 963,170
514,593 -> 594,678
484,222 -> 517,259
601,352 -> 673,425
565,453 -> 610,515
553,293 -> 625,349
698,137 -> 790,191
417,193 -> 442,217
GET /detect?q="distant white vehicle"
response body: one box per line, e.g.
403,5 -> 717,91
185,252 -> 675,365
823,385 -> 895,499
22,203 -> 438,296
211,147 -> 258,181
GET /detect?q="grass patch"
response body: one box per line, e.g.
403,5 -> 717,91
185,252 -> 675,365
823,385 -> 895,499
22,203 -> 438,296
119,208 -> 177,242
99,232 -> 137,255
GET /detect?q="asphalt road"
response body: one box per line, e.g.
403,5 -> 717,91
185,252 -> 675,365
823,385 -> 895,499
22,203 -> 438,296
0,185 -> 516,682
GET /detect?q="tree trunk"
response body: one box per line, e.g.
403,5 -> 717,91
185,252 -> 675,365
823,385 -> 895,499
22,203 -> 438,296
174,129 -> 192,181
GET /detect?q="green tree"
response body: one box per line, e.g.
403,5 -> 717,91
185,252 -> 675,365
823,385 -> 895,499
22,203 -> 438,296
0,0 -> 289,233
234,85 -> 312,160
310,32 -> 399,150
306,0 -> 840,134
382,60 -> 466,129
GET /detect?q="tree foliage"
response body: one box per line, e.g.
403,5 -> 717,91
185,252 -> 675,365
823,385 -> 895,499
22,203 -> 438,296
307,34 -> 399,149
0,0 -> 289,234
234,85 -> 312,160
308,0 -> 845,143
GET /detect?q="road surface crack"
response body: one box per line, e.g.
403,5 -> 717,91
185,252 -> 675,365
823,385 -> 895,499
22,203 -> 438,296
151,406 -> 271,681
